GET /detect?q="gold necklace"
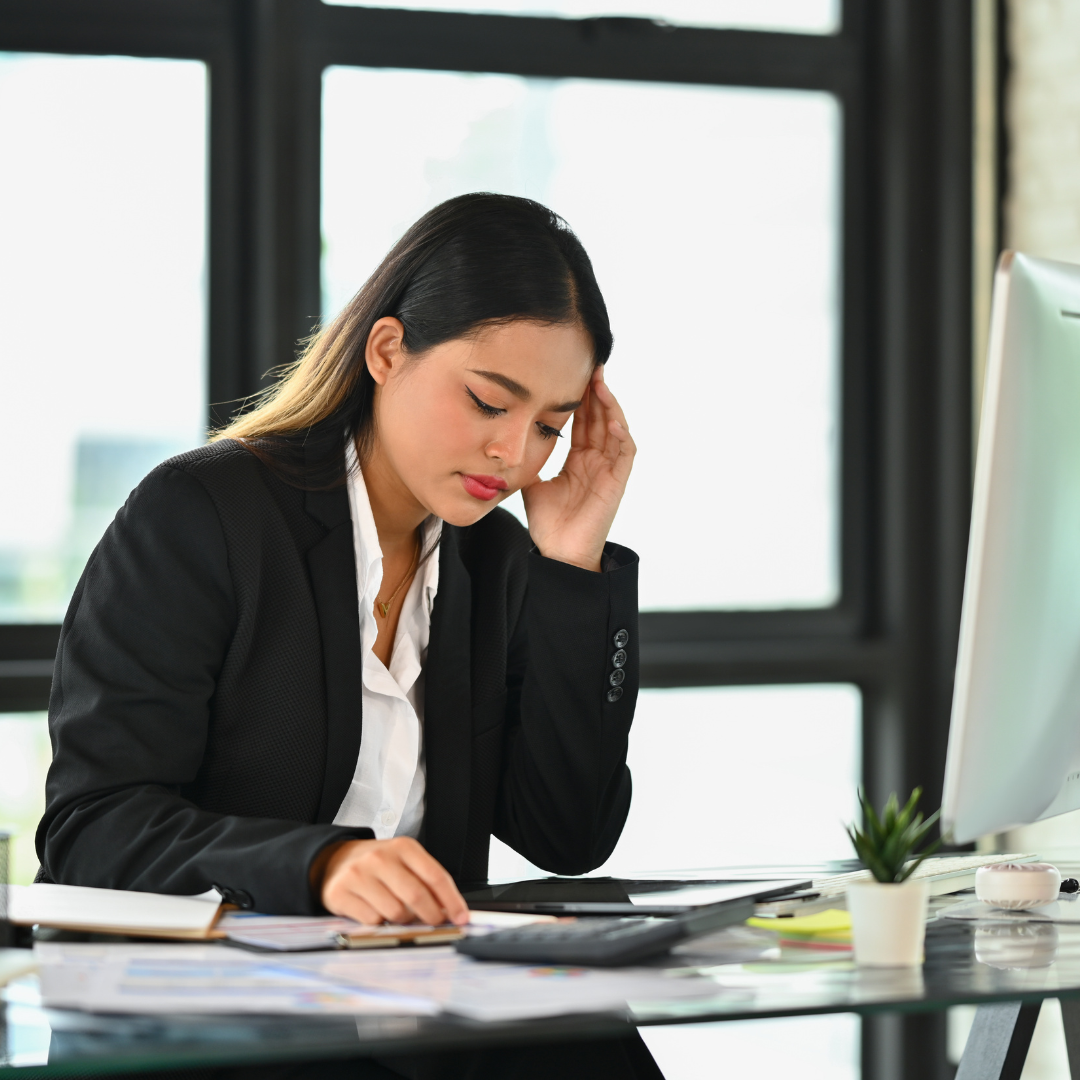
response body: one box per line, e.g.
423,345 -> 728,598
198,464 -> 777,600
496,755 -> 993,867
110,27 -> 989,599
375,535 -> 421,619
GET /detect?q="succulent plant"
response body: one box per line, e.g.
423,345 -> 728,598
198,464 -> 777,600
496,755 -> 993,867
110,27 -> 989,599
845,787 -> 943,884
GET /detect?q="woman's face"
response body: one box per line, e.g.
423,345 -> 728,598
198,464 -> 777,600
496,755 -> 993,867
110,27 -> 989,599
366,317 -> 595,526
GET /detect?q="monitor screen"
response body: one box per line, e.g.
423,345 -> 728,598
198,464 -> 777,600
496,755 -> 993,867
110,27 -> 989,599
943,252 -> 1080,842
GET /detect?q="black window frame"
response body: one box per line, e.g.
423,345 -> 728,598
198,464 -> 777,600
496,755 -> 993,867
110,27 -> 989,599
0,3 -> 980,1073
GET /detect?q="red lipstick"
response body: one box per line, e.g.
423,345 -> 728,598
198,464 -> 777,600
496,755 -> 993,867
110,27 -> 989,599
460,474 -> 509,501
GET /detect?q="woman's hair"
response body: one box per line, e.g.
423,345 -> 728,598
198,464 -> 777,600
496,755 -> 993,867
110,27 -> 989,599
213,193 -> 612,487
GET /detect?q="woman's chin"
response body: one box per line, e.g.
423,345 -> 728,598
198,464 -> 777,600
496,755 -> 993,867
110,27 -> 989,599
430,490 -> 509,528
440,504 -> 500,527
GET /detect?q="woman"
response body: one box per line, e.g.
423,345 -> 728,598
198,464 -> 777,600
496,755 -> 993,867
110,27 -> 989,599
37,193 -> 653,1077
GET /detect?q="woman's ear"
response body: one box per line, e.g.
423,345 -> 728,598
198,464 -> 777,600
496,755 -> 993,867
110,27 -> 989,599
365,317 -> 406,386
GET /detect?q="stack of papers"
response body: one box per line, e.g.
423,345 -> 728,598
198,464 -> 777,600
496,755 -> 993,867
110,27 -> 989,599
219,913 -> 462,951
217,910 -> 549,952
34,942 -> 730,1022
35,943 -> 437,1016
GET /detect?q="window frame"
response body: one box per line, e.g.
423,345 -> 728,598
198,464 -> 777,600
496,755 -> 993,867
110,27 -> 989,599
0,3 -> 980,1072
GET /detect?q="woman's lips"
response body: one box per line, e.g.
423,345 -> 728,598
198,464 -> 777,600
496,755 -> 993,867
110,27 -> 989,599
460,474 -> 508,501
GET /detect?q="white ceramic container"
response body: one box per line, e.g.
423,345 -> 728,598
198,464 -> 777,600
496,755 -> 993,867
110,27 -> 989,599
847,878 -> 930,966
975,863 -> 1060,909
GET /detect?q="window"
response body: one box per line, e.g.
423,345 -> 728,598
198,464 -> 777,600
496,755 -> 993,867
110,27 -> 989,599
0,53 -> 208,625
0,712 -> 50,884
322,69 -> 841,610
490,683 -> 861,880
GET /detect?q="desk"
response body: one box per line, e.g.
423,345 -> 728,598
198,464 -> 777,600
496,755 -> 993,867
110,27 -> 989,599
3,895 -> 1079,1079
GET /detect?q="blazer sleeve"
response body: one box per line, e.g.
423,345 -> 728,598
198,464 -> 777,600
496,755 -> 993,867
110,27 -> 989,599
36,465 -> 373,914
493,543 -> 638,875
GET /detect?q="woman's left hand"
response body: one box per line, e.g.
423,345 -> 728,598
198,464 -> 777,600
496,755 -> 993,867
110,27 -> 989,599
522,367 -> 636,571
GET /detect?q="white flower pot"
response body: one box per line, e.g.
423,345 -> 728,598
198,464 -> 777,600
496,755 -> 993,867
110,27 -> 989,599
847,878 -> 929,966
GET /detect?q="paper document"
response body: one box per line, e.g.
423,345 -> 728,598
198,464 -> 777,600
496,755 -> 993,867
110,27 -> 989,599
218,910 -> 552,952
34,941 -> 729,1021
285,946 -> 729,1022
35,943 -> 439,1016
219,913 -> 458,952
11,884 -> 221,938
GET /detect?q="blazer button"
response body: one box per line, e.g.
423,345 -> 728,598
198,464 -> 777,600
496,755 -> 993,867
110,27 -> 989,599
612,649 -> 627,669
606,686 -> 624,703
212,882 -> 255,910
609,668 -> 625,687
613,629 -> 629,649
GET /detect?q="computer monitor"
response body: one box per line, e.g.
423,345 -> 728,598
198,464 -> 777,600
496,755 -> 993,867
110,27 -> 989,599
943,251 -> 1080,844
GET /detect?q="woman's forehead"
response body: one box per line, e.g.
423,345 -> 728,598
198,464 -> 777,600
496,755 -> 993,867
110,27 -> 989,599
455,321 -> 594,393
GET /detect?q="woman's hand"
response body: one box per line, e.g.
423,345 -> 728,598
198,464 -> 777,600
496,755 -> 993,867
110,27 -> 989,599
314,837 -> 470,926
522,367 -> 635,571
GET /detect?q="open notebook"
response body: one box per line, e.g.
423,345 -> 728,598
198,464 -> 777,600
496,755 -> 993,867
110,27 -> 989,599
10,884 -> 225,940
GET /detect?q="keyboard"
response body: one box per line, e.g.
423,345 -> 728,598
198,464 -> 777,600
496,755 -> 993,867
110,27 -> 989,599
810,853 -> 1036,899
456,896 -> 756,966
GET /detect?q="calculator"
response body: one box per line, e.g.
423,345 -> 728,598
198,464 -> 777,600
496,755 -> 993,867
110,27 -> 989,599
456,896 -> 756,966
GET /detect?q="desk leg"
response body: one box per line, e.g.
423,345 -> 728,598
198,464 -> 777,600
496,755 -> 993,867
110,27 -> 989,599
1058,997 -> 1080,1077
955,1002 -> 1041,1080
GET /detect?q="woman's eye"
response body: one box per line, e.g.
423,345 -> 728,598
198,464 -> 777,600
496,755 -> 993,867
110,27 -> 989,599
466,386 -> 505,417
536,423 -> 563,441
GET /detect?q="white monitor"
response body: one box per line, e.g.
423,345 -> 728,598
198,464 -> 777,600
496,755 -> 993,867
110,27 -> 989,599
943,251 -> 1080,844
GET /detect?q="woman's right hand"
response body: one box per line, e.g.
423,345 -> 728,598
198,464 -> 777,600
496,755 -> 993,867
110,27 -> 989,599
314,836 -> 470,926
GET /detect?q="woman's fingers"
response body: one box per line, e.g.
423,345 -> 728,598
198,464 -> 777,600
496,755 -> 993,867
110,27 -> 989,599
586,368 -> 608,449
373,862 -> 447,925
568,369 -> 631,466
400,842 -> 470,924
331,888 -> 383,927
376,841 -> 467,925
592,373 -> 630,433
606,418 -> 636,482
569,385 -> 591,452
319,837 -> 469,926
585,371 -> 634,479
351,873 -> 415,924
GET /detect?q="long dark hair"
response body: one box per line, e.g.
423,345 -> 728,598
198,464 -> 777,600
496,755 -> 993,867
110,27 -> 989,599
214,193 -> 612,487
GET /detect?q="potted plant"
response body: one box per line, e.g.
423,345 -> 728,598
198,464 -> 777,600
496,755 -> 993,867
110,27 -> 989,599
845,787 -> 943,966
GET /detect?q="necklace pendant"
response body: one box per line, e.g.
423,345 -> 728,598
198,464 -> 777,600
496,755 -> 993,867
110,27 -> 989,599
379,601 -> 391,618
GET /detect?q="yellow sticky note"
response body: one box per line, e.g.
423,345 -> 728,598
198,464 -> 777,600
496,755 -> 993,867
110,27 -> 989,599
747,909 -> 852,936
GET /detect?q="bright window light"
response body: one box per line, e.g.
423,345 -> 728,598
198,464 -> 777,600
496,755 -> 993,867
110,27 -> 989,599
322,0 -> 840,35
322,68 -> 842,610
0,53 -> 208,623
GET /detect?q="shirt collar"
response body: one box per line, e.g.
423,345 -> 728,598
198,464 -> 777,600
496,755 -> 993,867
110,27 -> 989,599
345,441 -> 384,600
345,439 -> 443,607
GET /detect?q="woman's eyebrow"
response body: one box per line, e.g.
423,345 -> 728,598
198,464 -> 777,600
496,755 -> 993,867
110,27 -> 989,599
468,369 -> 582,413
469,369 -> 532,400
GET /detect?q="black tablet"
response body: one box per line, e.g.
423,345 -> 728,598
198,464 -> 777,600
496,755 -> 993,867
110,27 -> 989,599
462,876 -> 814,916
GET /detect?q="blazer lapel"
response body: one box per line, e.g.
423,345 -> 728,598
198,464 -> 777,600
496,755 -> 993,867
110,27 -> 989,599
304,482 -> 365,824
422,526 -> 473,879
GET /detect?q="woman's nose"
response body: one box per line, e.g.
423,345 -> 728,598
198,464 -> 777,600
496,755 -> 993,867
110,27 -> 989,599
485,421 -> 529,468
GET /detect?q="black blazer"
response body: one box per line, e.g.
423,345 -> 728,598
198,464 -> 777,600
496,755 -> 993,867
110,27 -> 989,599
37,440 -> 638,914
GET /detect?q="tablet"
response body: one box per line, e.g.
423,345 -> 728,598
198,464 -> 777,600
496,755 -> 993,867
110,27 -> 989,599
462,876 -> 814,916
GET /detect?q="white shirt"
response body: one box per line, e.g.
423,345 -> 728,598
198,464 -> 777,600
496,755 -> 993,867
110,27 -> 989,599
332,445 -> 441,839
